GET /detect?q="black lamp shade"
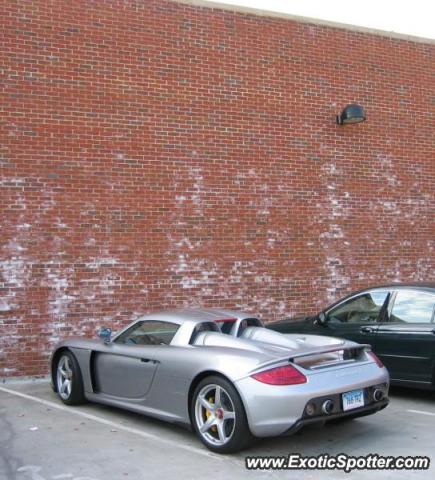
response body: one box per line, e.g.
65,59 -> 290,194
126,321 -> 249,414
336,104 -> 366,125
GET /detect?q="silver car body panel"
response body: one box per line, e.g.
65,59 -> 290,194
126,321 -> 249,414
51,308 -> 389,436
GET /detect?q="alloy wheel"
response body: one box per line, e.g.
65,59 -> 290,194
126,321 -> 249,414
57,355 -> 73,400
194,384 -> 236,446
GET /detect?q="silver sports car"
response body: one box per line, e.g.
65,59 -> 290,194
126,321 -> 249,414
51,309 -> 389,453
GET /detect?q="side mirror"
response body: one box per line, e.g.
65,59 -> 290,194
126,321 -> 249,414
98,327 -> 112,343
314,312 -> 327,326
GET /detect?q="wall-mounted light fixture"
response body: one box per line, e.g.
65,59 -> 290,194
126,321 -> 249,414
336,104 -> 366,125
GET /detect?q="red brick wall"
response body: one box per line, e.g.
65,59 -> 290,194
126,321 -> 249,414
1,0 -> 434,377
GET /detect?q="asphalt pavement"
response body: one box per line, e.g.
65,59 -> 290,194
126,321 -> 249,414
1,380 -> 434,480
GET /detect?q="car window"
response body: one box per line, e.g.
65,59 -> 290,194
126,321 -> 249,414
115,321 -> 180,345
327,291 -> 390,324
390,291 -> 435,324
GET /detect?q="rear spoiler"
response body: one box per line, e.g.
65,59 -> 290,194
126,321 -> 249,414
249,343 -> 371,375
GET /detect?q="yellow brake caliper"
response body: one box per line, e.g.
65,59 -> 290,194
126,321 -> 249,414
206,396 -> 217,432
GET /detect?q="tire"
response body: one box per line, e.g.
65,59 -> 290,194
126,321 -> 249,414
55,350 -> 85,405
191,375 -> 253,454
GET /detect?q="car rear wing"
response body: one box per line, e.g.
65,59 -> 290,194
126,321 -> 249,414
250,343 -> 371,374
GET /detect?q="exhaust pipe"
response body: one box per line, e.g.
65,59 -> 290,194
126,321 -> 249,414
321,399 -> 334,415
373,389 -> 384,402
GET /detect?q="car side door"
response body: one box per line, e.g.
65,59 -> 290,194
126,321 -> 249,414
320,290 -> 391,347
374,289 -> 435,386
94,320 -> 179,400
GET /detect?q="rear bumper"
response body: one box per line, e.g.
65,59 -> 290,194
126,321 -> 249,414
283,398 -> 389,435
235,362 -> 389,437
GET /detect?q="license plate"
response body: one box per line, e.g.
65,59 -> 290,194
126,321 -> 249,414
342,389 -> 364,411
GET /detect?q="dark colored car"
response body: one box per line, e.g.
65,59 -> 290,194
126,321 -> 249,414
269,283 -> 435,390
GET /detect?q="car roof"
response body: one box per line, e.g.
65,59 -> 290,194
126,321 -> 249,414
136,308 -> 257,326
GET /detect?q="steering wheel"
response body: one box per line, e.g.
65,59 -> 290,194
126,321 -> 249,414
145,334 -> 163,345
358,313 -> 373,323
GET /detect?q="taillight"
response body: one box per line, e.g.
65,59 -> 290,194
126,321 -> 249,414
368,351 -> 384,368
251,364 -> 307,385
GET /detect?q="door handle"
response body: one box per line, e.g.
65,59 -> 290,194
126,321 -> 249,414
140,358 -> 159,364
360,326 -> 374,334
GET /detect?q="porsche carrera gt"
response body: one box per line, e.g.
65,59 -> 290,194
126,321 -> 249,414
51,309 -> 389,453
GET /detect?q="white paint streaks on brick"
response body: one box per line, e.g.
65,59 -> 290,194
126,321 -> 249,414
318,162 -> 350,302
